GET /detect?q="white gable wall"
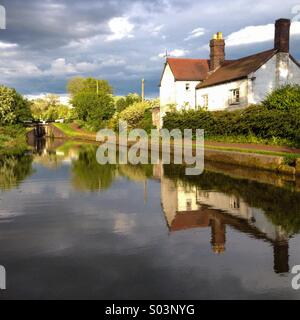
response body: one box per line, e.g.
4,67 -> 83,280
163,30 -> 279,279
160,64 -> 176,128
196,79 -> 249,111
160,63 -> 199,127
160,64 -> 176,106
250,53 -> 300,103
174,81 -> 199,110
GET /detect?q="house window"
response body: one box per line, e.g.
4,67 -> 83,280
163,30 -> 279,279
202,94 -> 209,108
186,199 -> 192,211
185,83 -> 190,91
230,197 -> 240,209
230,88 -> 240,105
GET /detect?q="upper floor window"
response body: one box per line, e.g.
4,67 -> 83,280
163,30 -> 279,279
185,83 -> 190,91
229,88 -> 240,105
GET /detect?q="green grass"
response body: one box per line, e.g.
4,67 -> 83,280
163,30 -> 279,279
53,123 -> 81,137
54,123 -> 96,139
206,134 -> 296,148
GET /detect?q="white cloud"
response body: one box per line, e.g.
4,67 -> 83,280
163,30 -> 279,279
47,58 -> 77,75
100,57 -> 126,67
184,27 -> 205,41
169,49 -> 189,57
106,17 -> 134,41
0,60 -> 41,76
226,21 -> 300,47
151,24 -> 164,36
74,61 -> 97,72
152,48 -> 189,61
0,41 -> 18,49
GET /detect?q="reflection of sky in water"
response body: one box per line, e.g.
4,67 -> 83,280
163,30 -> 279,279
0,145 -> 299,300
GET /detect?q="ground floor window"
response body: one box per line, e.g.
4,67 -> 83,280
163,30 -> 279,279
230,88 -> 240,105
202,94 -> 209,108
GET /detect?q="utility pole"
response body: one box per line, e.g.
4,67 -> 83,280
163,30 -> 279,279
142,79 -> 145,102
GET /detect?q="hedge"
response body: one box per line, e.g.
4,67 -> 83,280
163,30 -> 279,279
163,105 -> 300,146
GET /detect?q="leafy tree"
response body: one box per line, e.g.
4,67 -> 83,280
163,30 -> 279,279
71,92 -> 115,130
115,93 -> 142,113
31,94 -> 72,121
117,101 -> 154,132
0,86 -> 32,125
67,77 -> 113,97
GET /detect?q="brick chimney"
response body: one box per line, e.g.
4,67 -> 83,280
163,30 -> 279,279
210,32 -> 225,71
274,18 -> 291,53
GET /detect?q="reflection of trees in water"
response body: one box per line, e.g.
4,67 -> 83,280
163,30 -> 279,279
34,152 -> 64,170
0,154 -> 33,190
164,164 -> 300,235
71,146 -> 117,191
71,146 -> 154,191
119,164 -> 153,182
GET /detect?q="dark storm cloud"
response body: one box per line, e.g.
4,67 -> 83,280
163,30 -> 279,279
0,0 -> 299,96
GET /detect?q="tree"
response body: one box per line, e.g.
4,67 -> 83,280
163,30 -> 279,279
67,77 -> 113,97
115,93 -> 142,113
0,86 -> 32,125
71,92 -> 115,130
30,94 -> 70,121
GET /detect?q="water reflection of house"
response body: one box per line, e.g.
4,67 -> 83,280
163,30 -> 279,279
160,173 -> 291,274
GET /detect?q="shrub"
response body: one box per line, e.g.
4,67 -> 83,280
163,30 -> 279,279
115,102 -> 153,132
262,84 -> 300,112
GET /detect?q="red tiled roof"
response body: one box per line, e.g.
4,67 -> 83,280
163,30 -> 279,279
166,58 -> 210,81
197,49 -> 277,89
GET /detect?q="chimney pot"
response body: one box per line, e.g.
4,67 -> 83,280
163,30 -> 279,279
210,33 -> 225,71
275,18 -> 291,53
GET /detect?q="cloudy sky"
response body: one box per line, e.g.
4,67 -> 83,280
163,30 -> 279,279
0,0 -> 300,98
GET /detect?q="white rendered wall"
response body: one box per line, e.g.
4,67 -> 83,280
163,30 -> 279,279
196,79 -> 249,111
250,54 -> 300,103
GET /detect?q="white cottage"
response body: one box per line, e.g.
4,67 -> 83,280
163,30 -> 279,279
159,18 -> 300,127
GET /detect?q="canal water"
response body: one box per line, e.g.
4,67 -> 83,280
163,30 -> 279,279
0,139 -> 300,299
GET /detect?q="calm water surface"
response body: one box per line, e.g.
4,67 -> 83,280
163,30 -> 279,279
0,139 -> 300,300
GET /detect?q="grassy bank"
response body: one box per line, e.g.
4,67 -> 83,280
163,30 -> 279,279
52,121 -> 300,174
54,123 -> 96,140
205,134 -> 295,148
0,126 -> 29,156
